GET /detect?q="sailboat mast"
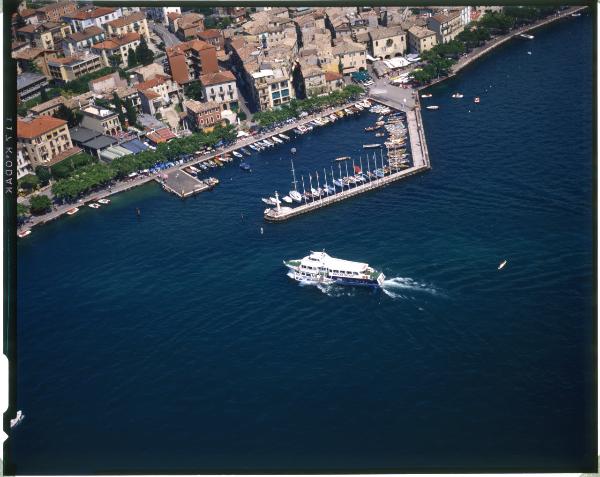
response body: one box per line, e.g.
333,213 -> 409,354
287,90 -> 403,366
301,175 -> 307,204
308,174 -> 314,202
291,158 -> 298,191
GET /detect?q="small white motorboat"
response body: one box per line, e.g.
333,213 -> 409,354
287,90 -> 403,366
10,410 -> 24,428
519,33 -> 534,39
527,51 -> 532,55
17,230 -> 31,238
571,12 -> 581,17
269,196 -> 281,205
97,198 -> 110,205
498,260 -> 507,270
421,93 -> 432,98
262,198 -> 274,205
232,151 -> 243,158
426,105 -> 439,110
282,195 -> 293,204
88,203 -> 101,209
451,93 -> 464,99
66,207 -> 79,215
289,190 -> 303,203
474,97 -> 481,104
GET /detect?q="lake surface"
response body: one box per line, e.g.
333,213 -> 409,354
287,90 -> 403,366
12,14 -> 595,473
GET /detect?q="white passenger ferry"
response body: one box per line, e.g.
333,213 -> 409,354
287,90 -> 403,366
284,251 -> 385,287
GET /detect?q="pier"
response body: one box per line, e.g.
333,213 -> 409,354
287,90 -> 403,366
158,169 -> 211,198
264,105 -> 431,222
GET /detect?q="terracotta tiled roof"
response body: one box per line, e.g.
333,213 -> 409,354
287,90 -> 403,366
140,90 -> 160,99
67,26 -> 104,42
166,38 -> 214,56
65,6 -> 117,21
17,116 -> 67,139
167,12 -> 181,21
167,53 -> 189,84
324,71 -> 342,81
92,32 -> 140,50
136,75 -> 170,91
146,128 -> 176,143
45,146 -> 82,166
107,11 -> 145,28
184,99 -> 220,114
198,29 -> 221,40
200,70 -> 235,86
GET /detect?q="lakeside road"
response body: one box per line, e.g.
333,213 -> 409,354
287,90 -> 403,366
419,5 -> 588,90
18,100 -> 366,231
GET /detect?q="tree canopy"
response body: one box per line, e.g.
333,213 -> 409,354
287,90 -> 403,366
253,85 -> 364,127
29,195 -> 52,215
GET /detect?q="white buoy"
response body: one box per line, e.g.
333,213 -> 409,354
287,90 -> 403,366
498,260 -> 507,270
260,227 -> 264,235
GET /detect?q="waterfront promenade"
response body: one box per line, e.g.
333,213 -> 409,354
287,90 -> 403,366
17,100 -> 364,231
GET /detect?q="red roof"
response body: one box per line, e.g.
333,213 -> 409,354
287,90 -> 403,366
17,116 -> 67,139
200,70 -> 235,86
325,71 -> 342,82
66,6 -> 117,21
92,32 -> 140,50
136,75 -> 170,91
146,128 -> 176,143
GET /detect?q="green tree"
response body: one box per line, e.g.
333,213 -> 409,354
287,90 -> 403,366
53,104 -> 80,127
338,59 -> 344,74
113,92 -> 127,127
237,111 -> 247,121
40,87 -> 48,102
35,166 -> 51,186
17,203 -> 29,219
184,81 -> 203,100
135,37 -> 154,66
29,195 -> 52,215
125,98 -> 137,127
127,47 -> 138,68
18,174 -> 40,191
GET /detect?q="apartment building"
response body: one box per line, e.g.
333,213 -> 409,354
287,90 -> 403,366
17,72 -> 49,102
36,1 -> 77,22
172,13 -> 205,40
299,63 -> 327,97
183,100 -> 222,131
106,12 -> 150,40
251,67 -> 295,111
199,71 -> 238,111
91,32 -> 141,67
17,116 -> 80,167
62,6 -> 123,33
16,21 -> 71,50
324,71 -> 344,92
47,52 -> 104,82
63,26 -> 105,55
80,105 -> 122,136
145,7 -> 181,25
407,25 -> 438,53
427,10 -> 465,44
166,39 -> 219,85
136,74 -> 182,114
197,29 -> 224,51
332,40 -> 367,74
17,146 -> 34,180
368,27 -> 407,59
89,72 -> 127,94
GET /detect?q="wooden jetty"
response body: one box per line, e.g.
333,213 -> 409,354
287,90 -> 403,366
264,106 -> 430,222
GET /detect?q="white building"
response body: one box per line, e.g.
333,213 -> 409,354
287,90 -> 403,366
146,7 -> 182,25
62,6 -> 123,33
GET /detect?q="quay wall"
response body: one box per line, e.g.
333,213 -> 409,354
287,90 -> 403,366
264,105 -> 431,222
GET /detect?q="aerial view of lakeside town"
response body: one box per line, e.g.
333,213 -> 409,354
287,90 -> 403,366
8,1 -> 595,474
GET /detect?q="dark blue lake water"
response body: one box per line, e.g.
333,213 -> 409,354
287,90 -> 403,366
12,14 -> 595,473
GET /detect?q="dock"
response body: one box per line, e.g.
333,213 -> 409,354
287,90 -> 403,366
158,169 -> 211,198
264,104 -> 430,222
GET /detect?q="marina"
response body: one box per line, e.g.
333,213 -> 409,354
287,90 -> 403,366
264,104 -> 430,222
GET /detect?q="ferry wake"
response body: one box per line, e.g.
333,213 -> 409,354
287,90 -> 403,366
284,251 -> 385,287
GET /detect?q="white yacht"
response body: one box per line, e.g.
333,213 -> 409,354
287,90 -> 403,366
284,251 -> 385,287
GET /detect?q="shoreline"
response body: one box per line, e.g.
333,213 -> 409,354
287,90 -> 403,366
418,5 -> 587,91
17,100 -> 363,232
17,6 -> 587,234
